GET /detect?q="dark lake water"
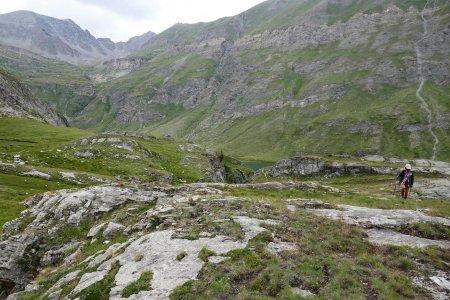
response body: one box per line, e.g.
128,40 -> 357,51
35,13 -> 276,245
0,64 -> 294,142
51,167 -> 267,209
244,161 -> 274,171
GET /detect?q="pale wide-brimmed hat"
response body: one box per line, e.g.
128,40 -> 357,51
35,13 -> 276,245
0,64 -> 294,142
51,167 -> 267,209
405,163 -> 412,170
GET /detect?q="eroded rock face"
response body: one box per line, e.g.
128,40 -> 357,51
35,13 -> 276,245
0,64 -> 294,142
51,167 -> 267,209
258,157 -> 323,178
253,156 -> 374,178
0,185 -> 160,292
0,69 -> 67,126
255,156 -> 450,180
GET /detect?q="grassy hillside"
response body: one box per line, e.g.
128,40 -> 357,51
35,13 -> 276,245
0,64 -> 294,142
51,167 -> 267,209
0,117 -> 251,229
0,46 -> 94,117
68,0 -> 450,161
1,0 -> 449,162
137,42 -> 449,161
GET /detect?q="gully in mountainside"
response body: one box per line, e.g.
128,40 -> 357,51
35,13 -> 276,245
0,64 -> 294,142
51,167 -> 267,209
415,0 -> 440,160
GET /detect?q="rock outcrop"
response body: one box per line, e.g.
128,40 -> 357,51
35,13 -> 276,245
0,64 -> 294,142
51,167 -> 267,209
254,156 -> 450,180
0,184 -> 283,298
0,68 -> 67,126
0,186 -> 160,292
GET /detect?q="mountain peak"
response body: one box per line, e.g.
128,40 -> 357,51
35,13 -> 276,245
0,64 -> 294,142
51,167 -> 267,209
0,10 -> 155,64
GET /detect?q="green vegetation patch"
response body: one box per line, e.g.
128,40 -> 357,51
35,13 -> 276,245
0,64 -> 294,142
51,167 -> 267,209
0,173 -> 78,231
198,247 -> 217,262
122,271 -> 153,298
170,207 -> 443,299
395,223 -> 450,240
76,261 -> 120,300
176,251 -> 188,261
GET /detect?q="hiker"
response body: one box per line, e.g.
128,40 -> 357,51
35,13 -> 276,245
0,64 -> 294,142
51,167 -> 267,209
397,164 -> 414,199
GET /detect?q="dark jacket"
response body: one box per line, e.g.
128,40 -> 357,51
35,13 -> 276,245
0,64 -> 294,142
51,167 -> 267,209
397,170 -> 414,187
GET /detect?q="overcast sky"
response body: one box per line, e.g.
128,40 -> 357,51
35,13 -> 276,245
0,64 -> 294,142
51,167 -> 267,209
0,0 -> 267,42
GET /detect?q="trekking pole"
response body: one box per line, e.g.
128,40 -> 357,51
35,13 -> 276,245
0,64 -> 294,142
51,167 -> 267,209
392,182 -> 397,197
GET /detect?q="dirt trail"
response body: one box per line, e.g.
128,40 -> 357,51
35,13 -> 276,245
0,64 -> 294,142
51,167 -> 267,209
415,0 -> 440,160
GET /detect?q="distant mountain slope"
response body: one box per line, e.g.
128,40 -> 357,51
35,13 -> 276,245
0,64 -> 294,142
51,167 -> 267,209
74,0 -> 450,161
0,68 -> 67,126
0,10 -> 155,64
0,45 -> 95,119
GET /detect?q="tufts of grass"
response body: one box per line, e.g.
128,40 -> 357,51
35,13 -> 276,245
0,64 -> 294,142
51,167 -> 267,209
395,223 -> 450,241
122,271 -> 153,298
170,203 -> 444,299
176,251 -> 188,261
76,261 -> 120,300
198,247 -> 216,262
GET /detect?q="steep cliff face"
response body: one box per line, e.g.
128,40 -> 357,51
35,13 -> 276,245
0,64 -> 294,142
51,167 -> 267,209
0,68 -> 67,126
73,0 -> 450,160
0,11 -> 155,64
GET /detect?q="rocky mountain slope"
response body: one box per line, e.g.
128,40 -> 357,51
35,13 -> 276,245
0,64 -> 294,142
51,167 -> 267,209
0,118 -> 449,299
0,45 -> 95,119
0,11 -> 155,64
70,0 -> 450,161
0,68 -> 67,126
0,117 -> 251,229
0,0 -> 449,162
1,178 -> 449,299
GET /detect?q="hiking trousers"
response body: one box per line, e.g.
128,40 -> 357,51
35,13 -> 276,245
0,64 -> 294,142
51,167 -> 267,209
401,186 -> 410,199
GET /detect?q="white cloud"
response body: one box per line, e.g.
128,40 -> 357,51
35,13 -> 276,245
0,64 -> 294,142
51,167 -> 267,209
0,0 -> 266,42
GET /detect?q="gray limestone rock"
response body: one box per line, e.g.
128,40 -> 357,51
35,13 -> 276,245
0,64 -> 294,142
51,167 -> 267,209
362,155 -> 385,162
286,199 -> 333,209
291,287 -> 315,298
414,179 -> 450,200
41,242 -> 81,267
0,185 -> 161,293
103,222 -> 126,238
365,229 -> 450,249
0,236 -> 33,291
46,270 -> 80,297
67,216 -> 279,299
308,204 -> 450,228
87,223 -> 106,238
72,270 -> 109,295
257,157 -> 322,178
74,150 -> 94,158
47,289 -> 61,300
266,241 -> 298,255
208,256 -> 227,264
21,170 -> 52,180
60,172 -> 76,179
113,153 -> 141,160
0,69 -> 67,126
430,276 -> 450,291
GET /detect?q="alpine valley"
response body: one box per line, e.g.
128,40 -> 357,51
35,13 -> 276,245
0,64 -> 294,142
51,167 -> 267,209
0,0 -> 448,161
0,0 -> 450,299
